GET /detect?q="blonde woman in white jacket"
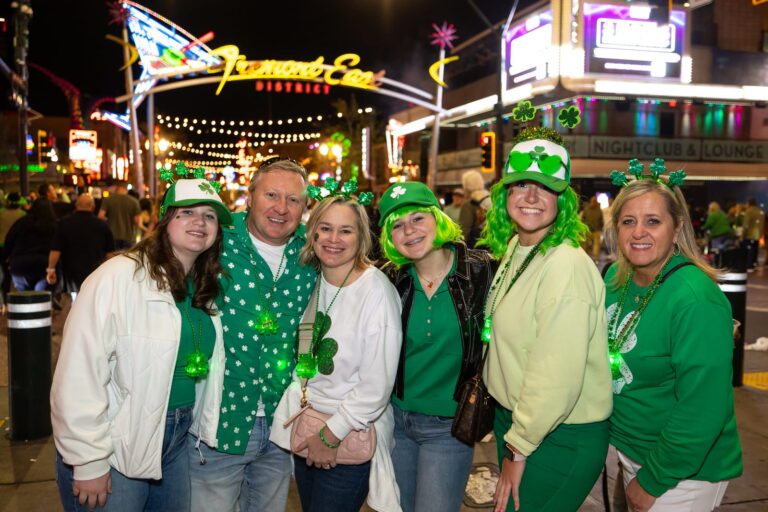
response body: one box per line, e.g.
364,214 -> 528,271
51,177 -> 231,512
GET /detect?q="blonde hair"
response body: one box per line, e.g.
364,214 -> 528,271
299,196 -> 372,271
708,201 -> 722,214
606,179 -> 720,288
462,170 -> 486,195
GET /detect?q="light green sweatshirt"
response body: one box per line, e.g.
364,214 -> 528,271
484,237 -> 613,456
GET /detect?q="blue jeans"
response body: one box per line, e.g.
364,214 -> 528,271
188,416 -> 291,512
391,403 -> 474,512
56,406 -> 192,512
11,273 -> 52,292
293,455 -> 370,512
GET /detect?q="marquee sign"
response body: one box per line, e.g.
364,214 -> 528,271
583,2 -> 686,79
504,8 -> 554,89
209,46 -> 382,95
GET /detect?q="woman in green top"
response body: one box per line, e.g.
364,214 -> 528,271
605,174 -> 742,512
482,128 -> 613,512
51,175 -> 231,512
378,181 -> 496,512
701,201 -> 734,251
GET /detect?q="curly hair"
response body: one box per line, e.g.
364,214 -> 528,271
478,182 -> 588,259
125,205 -> 223,314
379,204 -> 463,268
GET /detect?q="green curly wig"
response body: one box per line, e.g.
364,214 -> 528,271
380,205 -> 463,268
478,182 -> 588,259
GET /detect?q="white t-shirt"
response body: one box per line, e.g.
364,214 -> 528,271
249,233 -> 288,280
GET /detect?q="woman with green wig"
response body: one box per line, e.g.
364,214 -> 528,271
481,127 -> 612,512
377,181 -> 497,512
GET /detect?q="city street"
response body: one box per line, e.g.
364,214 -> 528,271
1,264 -> 767,512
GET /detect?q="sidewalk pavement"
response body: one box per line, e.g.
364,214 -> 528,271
2,269 -> 768,512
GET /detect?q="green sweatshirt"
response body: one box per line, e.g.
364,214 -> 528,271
702,210 -> 732,237
605,256 -> 742,497
484,238 -> 613,456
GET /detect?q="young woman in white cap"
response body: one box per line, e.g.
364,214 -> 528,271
51,170 -> 232,512
481,127 -> 612,512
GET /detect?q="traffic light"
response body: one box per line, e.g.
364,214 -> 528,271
480,132 -> 495,172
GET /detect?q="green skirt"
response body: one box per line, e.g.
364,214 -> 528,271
494,404 -> 609,512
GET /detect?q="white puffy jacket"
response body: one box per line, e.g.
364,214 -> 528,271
50,255 -> 225,481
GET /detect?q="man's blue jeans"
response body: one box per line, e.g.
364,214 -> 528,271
188,416 -> 291,512
56,406 -> 192,512
391,403 -> 474,512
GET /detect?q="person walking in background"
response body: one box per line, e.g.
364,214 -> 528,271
581,195 -> 604,263
99,181 -> 141,250
377,181 -> 496,512
459,170 -> 488,247
742,198 -> 764,270
188,158 -> 317,512
138,197 -> 158,239
604,170 -> 742,512
0,192 -> 26,307
51,175 -> 231,512
481,128 -> 612,512
443,187 -> 464,224
2,198 -> 57,292
46,194 -> 115,301
701,202 -> 733,252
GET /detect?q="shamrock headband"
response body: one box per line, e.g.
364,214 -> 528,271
609,158 -> 686,188
306,177 -> 374,206
502,127 -> 571,193
159,162 -> 232,224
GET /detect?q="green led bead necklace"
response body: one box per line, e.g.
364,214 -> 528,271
181,302 -> 209,378
252,246 -> 288,335
607,262 -> 668,380
481,236 -> 547,344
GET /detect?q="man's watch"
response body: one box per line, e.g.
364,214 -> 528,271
504,443 -> 528,462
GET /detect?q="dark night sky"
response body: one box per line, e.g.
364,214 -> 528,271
4,0 -> 530,122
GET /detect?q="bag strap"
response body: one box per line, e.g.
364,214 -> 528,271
661,262 -> 694,284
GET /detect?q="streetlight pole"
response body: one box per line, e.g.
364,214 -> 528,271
467,0 -> 519,181
12,0 -> 32,197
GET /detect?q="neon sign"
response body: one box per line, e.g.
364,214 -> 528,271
504,9 -> 554,89
210,45 -> 382,95
69,130 -> 98,162
583,2 -> 686,79
254,81 -> 331,95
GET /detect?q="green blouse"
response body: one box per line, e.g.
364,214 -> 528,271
168,287 -> 216,410
392,249 -> 462,417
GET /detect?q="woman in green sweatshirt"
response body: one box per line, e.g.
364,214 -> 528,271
481,127 -> 613,512
605,173 -> 742,512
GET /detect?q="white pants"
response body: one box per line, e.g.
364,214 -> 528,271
617,449 -> 728,512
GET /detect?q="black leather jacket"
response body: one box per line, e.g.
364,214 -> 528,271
382,242 -> 498,403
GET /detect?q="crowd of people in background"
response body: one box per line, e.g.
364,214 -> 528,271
0,139 -> 750,512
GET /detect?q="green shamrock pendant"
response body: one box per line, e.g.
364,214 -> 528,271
310,312 -> 338,375
315,337 -> 338,375
185,350 -> 209,378
254,311 -> 279,335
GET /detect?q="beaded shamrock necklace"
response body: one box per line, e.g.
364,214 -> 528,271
252,245 -> 288,335
481,236 -> 546,343
295,265 -> 356,380
181,301 -> 209,378
607,264 -> 667,380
